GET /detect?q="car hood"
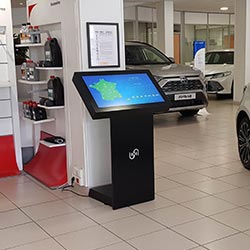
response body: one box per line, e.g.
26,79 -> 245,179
126,64 -> 201,78
205,64 -> 234,75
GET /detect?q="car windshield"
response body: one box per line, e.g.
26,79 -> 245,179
125,44 -> 172,65
205,51 -> 234,64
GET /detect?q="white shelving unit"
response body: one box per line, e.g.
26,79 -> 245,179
0,82 -> 11,88
15,43 -> 44,48
36,67 -> 63,70
38,104 -> 64,110
18,79 -> 47,85
22,117 -> 55,124
40,140 -> 66,148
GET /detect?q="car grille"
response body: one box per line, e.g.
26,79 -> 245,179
162,79 -> 203,92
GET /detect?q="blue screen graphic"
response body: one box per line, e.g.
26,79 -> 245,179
82,73 -> 165,108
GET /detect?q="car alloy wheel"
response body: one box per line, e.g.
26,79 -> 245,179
238,116 -> 250,169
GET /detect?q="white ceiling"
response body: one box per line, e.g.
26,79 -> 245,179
11,0 -> 235,13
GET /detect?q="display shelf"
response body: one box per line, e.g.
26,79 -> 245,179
0,82 -> 11,88
40,140 -> 66,148
18,79 -> 48,85
38,104 -> 64,110
15,43 -> 44,48
36,67 -> 63,70
22,117 -> 55,124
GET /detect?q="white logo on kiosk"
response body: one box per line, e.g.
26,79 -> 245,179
129,148 -> 140,160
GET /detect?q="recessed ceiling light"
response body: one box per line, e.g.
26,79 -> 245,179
220,7 -> 229,11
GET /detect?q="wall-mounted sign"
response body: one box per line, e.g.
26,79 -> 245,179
87,22 -> 120,68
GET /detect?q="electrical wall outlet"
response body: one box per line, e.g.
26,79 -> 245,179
73,168 -> 85,186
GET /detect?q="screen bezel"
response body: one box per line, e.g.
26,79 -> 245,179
73,70 -> 169,119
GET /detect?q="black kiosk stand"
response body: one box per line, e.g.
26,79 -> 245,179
73,70 -> 170,209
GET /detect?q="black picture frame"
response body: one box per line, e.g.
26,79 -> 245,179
86,22 -> 120,68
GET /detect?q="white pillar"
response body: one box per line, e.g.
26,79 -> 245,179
156,0 -> 174,57
62,0 -> 125,187
234,0 -> 250,102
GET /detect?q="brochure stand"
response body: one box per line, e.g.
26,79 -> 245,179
73,70 -> 170,209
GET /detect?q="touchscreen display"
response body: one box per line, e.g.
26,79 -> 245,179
82,73 -> 165,108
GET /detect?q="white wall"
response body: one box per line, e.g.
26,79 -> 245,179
209,14 -> 230,25
185,12 -> 207,25
12,7 -> 26,27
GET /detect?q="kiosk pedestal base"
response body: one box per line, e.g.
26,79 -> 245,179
89,114 -> 155,209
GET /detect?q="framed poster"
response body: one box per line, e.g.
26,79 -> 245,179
87,22 -> 120,68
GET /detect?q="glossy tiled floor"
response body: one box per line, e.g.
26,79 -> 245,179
2,98 -> 250,250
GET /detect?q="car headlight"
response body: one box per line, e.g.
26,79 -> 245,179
211,71 -> 232,79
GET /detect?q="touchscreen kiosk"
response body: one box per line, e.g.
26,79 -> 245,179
73,70 -> 169,119
73,70 -> 169,209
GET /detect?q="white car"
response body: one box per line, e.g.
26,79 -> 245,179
205,49 -> 234,97
237,83 -> 250,169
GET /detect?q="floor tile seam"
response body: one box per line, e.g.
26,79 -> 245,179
0,207 -> 18,214
163,174 -> 213,185
159,176 -> 214,193
26,210 -> 80,223
204,216 -> 250,233
0,192 -> 18,210
192,170 -> 247,179
76,207 -> 165,248
80,209 -> 141,225
24,175 -> 67,200
156,158 -> 214,170
1,238 -> 54,250
98,219 -> 166,245
184,182 -> 238,196
160,170 -> 243,193
93,240 -> 139,250
156,181 -> 212,202
18,198 -> 74,210
215,178 -> 250,188
156,190 -> 210,203
17,207 -> 68,250
178,202 -> 240,218
0,221 -> 32,232
48,223 -> 98,238
242,229 -> 250,235
131,202 -> 176,214
212,194 -> 250,207
208,214 -> 250,232
187,243 -> 210,250
198,159 -> 243,167
202,231 -> 247,248
171,224 -> 240,246
14,196 -> 61,209
129,206 -> 201,247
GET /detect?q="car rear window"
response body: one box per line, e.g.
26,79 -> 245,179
205,52 -> 234,64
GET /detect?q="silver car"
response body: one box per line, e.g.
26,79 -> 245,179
125,41 -> 208,116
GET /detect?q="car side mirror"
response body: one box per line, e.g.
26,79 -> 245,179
169,57 -> 175,64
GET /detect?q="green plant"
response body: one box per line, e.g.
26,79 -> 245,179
13,33 -> 29,65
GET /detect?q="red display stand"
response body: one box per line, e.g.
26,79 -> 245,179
24,132 -> 67,188
0,135 -> 20,178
